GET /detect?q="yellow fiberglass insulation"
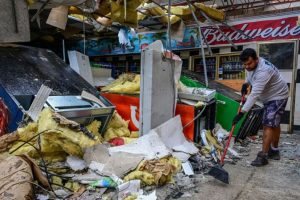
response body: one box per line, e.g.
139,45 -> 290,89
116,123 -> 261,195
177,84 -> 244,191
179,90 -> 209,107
104,127 -> 131,141
124,157 -> 181,186
9,122 -> 40,158
103,111 -> 132,141
194,3 -> 225,21
10,108 -> 102,161
111,0 -> 143,27
101,73 -> 140,94
107,111 -> 129,129
38,108 -> 102,157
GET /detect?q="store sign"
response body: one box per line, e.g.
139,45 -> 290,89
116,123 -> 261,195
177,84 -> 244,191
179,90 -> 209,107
101,93 -> 195,141
205,16 -> 300,45
70,16 -> 300,56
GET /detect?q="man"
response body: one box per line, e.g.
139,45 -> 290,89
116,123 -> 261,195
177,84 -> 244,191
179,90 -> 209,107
233,48 -> 289,167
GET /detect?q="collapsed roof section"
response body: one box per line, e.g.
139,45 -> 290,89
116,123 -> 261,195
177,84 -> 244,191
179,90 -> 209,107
0,44 -> 98,96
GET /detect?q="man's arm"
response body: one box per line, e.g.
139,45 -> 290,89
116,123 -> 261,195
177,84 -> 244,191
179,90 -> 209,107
241,71 -> 272,112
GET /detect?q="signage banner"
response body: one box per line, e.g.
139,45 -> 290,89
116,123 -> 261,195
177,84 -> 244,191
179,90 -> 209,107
102,93 -> 195,141
70,16 -> 300,56
205,16 -> 300,45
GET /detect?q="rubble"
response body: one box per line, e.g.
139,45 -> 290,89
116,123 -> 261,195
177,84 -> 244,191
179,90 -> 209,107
0,104 -> 286,199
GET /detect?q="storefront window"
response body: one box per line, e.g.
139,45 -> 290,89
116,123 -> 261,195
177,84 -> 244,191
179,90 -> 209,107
259,42 -> 295,70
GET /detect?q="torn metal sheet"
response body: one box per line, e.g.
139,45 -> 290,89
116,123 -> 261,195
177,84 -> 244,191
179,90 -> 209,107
140,40 -> 182,135
27,84 -> 52,122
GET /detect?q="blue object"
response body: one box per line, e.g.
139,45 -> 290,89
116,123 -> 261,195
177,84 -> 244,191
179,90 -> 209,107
0,84 -> 24,133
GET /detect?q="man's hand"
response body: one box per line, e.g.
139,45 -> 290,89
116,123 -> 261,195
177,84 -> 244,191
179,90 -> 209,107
233,112 -> 245,125
241,83 -> 248,95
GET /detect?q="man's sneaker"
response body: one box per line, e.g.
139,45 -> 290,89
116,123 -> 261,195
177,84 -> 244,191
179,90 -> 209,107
251,151 -> 268,167
268,148 -> 280,160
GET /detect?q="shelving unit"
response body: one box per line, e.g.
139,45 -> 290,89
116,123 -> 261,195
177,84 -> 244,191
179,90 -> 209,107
192,56 -> 217,80
189,53 -> 245,91
218,53 -> 245,80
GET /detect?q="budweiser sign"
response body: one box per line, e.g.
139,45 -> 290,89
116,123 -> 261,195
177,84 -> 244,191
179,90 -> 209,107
202,16 -> 300,45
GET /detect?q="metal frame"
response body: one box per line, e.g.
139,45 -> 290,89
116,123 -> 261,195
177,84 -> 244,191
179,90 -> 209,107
257,39 -> 298,133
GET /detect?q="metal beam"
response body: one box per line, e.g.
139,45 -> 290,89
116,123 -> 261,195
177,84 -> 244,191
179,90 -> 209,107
186,0 -> 209,87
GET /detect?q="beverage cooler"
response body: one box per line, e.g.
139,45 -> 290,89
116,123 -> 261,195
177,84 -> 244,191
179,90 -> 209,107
191,53 -> 246,91
218,53 -> 245,80
192,56 -> 217,79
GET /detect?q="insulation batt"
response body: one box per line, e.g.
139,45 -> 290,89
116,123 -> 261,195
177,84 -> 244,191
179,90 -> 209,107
9,108 -> 102,162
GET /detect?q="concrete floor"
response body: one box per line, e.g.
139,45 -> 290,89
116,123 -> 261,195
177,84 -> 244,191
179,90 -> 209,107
157,133 -> 300,200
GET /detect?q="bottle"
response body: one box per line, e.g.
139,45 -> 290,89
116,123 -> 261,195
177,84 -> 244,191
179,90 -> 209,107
89,177 -> 117,188
219,66 -> 223,80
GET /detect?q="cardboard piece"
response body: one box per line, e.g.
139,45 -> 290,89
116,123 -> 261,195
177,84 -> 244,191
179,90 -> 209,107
0,156 -> 33,200
81,90 -> 106,107
46,5 -> 69,30
92,68 -> 114,87
68,50 -> 94,85
18,154 -> 50,188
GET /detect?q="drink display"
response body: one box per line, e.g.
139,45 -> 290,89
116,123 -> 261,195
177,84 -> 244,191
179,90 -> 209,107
194,57 -> 216,79
219,55 -> 245,80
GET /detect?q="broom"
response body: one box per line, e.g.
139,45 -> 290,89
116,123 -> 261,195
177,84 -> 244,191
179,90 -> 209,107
208,95 -> 246,184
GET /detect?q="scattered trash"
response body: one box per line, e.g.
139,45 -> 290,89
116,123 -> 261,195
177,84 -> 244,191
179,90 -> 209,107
124,157 -> 181,186
118,180 -> 141,200
89,177 -> 117,188
137,191 -> 157,200
182,161 -> 195,176
213,123 -> 229,142
36,194 -> 49,200
66,156 -> 87,171
188,154 -> 208,174
109,131 -> 171,160
72,172 -> 104,184
154,116 -> 199,161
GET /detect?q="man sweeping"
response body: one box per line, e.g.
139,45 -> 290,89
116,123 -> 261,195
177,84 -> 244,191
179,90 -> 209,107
233,48 -> 289,167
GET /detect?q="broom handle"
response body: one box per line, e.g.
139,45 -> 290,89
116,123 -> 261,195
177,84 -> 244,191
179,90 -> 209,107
220,95 -> 246,164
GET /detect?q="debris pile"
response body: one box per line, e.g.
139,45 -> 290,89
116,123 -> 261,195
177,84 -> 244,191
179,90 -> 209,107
0,102 -> 254,199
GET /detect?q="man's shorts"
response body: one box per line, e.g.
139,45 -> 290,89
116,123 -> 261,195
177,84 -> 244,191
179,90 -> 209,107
262,99 -> 288,127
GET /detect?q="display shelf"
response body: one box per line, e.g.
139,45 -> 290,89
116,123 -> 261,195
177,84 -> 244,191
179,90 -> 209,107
218,53 -> 244,80
193,56 -> 217,80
